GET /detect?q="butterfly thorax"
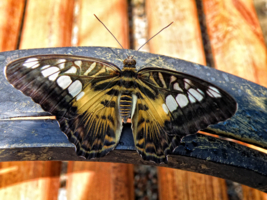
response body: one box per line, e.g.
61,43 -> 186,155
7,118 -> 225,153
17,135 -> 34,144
120,57 -> 138,123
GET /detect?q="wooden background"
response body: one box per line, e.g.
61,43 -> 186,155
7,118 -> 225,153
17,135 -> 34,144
0,0 -> 267,199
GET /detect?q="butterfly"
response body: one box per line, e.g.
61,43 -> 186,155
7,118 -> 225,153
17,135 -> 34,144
4,54 -> 237,163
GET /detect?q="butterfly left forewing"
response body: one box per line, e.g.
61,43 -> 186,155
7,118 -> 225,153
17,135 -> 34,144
5,55 -> 122,158
132,67 -> 237,163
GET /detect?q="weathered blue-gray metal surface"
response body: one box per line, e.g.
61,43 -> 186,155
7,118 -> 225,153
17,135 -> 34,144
0,47 -> 267,192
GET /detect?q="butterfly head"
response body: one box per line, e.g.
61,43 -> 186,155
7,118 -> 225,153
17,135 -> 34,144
123,56 -> 136,68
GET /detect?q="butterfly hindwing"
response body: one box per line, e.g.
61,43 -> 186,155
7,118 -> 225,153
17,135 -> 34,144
132,67 -> 237,163
131,80 -> 181,163
5,55 -> 123,158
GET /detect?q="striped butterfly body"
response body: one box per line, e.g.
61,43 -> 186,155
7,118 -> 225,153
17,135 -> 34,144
5,54 -> 237,163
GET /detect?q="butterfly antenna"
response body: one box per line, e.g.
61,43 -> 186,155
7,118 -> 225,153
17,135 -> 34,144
94,14 -> 124,50
137,22 -> 173,51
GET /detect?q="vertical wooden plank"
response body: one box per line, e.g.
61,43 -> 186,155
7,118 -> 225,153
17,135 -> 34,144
77,0 -> 129,48
20,0 -> 74,49
66,1 -> 134,200
67,162 -> 134,200
203,0 -> 267,199
146,0 -> 206,64
146,0 -> 229,200
0,0 -> 75,199
158,168 -> 228,200
203,0 -> 267,87
242,185 -> 266,200
0,162 -> 62,200
0,0 -> 25,51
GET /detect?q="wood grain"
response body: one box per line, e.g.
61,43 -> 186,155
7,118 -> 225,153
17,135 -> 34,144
203,0 -> 267,87
146,0 -> 229,199
203,0 -> 267,199
77,0 -> 129,48
0,0 -> 74,199
0,161 -> 61,200
158,168 -> 228,200
146,0 -> 206,64
0,0 -> 25,51
20,0 -> 74,49
66,1 -> 134,200
67,162 -> 134,200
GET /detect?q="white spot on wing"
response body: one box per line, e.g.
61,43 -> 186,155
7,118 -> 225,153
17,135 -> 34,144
48,72 -> 60,81
173,83 -> 183,92
41,65 -> 50,70
23,58 -> 39,69
57,75 -> 72,89
56,59 -> 66,69
188,88 -> 203,101
207,86 -> 221,98
158,72 -> 167,88
176,94 -> 189,108
166,95 -> 178,112
41,67 -> 59,77
184,79 -> 192,90
68,80 -> 82,97
170,75 -> 177,83
188,93 -> 196,103
65,66 -> 77,74
162,104 -> 169,114
197,89 -> 204,95
84,62 -> 96,76
131,94 -> 137,118
74,60 -> 82,67
76,91 -> 85,100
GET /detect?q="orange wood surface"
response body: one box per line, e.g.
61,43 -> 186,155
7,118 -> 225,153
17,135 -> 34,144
242,185 -> 267,200
77,0 -> 129,48
66,1 -> 134,200
67,162 -> 134,200
0,0 -> 74,199
146,0 -> 229,199
0,0 -> 25,51
203,0 -> 267,87
158,167 -> 228,200
146,0 -> 206,64
0,162 -> 61,200
20,0 -> 74,49
203,0 -> 267,199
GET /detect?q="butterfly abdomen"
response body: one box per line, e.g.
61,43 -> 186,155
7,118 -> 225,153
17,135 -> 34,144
120,92 -> 132,122
119,64 -> 138,123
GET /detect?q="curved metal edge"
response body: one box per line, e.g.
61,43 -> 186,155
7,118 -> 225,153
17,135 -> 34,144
1,47 -> 267,147
1,47 -> 267,191
0,146 -> 266,192
0,121 -> 267,192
